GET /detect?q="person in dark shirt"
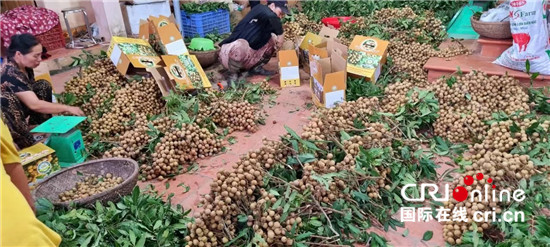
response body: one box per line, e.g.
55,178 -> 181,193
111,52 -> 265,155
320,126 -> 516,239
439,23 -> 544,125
219,0 -> 288,84
249,0 -> 261,9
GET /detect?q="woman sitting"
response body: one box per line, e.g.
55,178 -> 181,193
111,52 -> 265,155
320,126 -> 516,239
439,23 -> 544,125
1,33 -> 84,149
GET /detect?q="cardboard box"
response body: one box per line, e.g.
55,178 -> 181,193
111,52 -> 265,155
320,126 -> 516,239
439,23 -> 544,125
161,55 -> 212,90
146,67 -> 176,97
278,50 -> 300,87
299,26 -> 339,73
139,15 -> 189,56
309,46 -> 347,108
107,36 -> 162,75
347,35 -> 389,82
19,143 -> 60,185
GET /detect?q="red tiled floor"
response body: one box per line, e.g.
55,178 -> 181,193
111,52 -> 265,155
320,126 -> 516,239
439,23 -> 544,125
51,52 -> 455,246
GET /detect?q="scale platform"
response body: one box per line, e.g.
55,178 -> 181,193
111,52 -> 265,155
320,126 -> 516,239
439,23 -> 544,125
31,116 -> 88,168
31,116 -> 87,134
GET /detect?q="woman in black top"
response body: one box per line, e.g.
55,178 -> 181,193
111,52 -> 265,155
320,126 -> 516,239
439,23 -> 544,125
218,0 -> 288,84
1,34 -> 84,149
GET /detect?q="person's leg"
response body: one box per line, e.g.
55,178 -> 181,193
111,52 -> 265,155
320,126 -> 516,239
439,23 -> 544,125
28,79 -> 53,125
219,39 -> 252,87
1,94 -> 35,149
246,37 -> 277,76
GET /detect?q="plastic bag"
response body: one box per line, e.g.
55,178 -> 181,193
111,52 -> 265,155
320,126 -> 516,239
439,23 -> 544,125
480,2 -> 511,22
494,0 -> 550,75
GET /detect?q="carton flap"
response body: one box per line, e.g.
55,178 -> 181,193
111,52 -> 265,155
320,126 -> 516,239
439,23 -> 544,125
327,39 -> 348,58
318,26 -> 339,39
308,43 -> 329,61
146,67 -> 174,97
128,55 -> 162,68
331,53 -> 347,73
300,32 -> 324,50
318,58 -> 332,82
324,70 -> 346,92
161,55 -> 193,88
278,50 -> 299,66
150,14 -> 175,28
138,19 -> 150,40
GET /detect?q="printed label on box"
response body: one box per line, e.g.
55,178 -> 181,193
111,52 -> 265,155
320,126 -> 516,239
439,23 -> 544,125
110,45 -> 122,66
281,66 -> 300,80
312,77 -> 324,104
165,39 -> 188,55
347,35 -> 389,82
325,90 -> 344,108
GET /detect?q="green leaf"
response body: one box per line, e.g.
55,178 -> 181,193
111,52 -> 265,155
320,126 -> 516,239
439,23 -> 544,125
402,229 -> 409,237
422,230 -> 433,241
136,235 -> 146,247
510,122 -> 521,134
526,60 -> 531,73
465,93 -> 472,101
340,130 -> 351,142
301,140 -> 321,151
165,182 -> 170,190
227,136 -> 237,145
268,189 -> 280,196
296,232 -> 313,241
153,220 -> 162,230
285,126 -> 301,140
352,190 -> 369,202
400,146 -> 410,160
238,214 -> 248,223
297,153 -> 316,164
130,230 -> 137,245
309,219 -> 323,227
446,76 -> 457,88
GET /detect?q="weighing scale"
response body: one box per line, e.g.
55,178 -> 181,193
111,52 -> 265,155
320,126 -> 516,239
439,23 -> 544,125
31,116 -> 88,168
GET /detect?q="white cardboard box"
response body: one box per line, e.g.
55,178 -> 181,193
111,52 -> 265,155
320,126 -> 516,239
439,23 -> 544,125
121,0 -> 171,35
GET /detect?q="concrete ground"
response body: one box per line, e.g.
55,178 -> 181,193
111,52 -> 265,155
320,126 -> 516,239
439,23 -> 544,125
50,49 -> 450,247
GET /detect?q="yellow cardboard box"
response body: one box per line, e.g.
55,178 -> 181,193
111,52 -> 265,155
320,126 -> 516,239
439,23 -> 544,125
309,52 -> 347,109
308,38 -> 347,74
107,36 -> 162,75
299,26 -> 339,73
278,50 -> 300,87
19,143 -> 60,184
347,35 -> 389,82
161,55 -> 212,90
139,15 -> 189,56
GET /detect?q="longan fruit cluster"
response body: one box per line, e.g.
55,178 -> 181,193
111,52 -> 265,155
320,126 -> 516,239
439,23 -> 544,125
301,97 -> 381,141
144,123 -> 222,181
90,78 -> 164,138
431,72 -> 529,143
283,13 -> 322,43
58,173 -> 123,202
382,80 -> 416,112
64,59 -> 125,100
208,100 -> 260,133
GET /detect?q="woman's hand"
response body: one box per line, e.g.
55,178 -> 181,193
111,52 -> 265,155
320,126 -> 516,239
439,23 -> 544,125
65,106 -> 85,116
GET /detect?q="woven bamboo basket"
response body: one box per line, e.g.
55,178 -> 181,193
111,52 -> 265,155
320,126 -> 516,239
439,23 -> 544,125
471,16 -> 512,39
33,158 -> 139,208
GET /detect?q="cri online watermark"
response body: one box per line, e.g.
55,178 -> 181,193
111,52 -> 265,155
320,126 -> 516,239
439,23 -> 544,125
399,173 -> 526,223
